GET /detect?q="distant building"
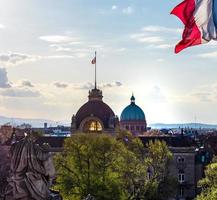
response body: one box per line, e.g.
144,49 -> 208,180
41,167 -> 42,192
43,125 -> 71,136
17,123 -> 32,130
139,135 -> 211,200
120,94 -> 147,135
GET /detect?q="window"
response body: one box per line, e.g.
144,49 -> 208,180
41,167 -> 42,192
83,120 -> 102,132
179,187 -> 184,197
131,126 -> 134,131
178,170 -> 185,183
136,126 -> 140,131
177,156 -> 185,163
201,155 -> 205,163
126,126 -> 129,130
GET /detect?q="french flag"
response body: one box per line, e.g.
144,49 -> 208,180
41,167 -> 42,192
171,0 -> 217,53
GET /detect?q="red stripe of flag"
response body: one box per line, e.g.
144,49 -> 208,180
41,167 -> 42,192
171,0 -> 202,53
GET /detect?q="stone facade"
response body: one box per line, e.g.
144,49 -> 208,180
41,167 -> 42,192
168,147 -> 200,200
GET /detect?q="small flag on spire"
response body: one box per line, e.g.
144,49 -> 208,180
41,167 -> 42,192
91,56 -> 96,64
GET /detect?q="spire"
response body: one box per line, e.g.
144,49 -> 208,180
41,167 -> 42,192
94,51 -> 97,89
89,51 -> 103,101
91,51 -> 97,89
130,93 -> 135,104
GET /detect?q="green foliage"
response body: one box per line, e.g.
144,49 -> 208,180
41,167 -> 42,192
54,131 -> 175,200
146,140 -> 172,182
54,133 -> 124,200
145,140 -> 176,200
197,157 -> 217,200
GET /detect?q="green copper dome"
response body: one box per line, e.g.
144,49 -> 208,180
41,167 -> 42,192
120,95 -> 145,121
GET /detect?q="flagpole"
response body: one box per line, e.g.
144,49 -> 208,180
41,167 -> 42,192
94,51 -> 97,89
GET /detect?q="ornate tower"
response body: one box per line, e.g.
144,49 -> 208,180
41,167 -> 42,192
70,53 -> 119,134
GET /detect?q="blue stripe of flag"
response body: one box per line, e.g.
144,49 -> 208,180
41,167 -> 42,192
213,0 -> 217,30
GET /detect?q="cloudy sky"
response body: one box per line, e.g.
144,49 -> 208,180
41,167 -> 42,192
0,0 -> 217,125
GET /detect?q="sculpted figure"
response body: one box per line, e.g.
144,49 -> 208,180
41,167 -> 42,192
4,135 -> 56,200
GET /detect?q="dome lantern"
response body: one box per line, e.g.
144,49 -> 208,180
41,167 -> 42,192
130,94 -> 135,104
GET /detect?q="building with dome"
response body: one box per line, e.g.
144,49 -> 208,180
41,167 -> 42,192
120,95 -> 147,135
71,87 -> 119,134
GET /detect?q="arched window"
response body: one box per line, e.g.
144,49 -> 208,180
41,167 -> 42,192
83,120 -> 103,133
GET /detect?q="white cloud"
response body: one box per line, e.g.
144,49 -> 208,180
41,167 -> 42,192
157,58 -> 165,62
52,81 -> 122,90
19,80 -> 34,88
122,6 -> 134,15
0,52 -> 40,66
101,81 -> 122,88
155,44 -> 172,49
198,51 -> 217,58
0,68 -> 11,88
148,86 -> 167,103
191,92 -> 212,102
0,52 -> 78,66
50,44 -> 73,52
39,35 -> 80,44
135,36 -> 164,43
130,25 -> 180,48
56,81 -> 123,90
50,44 -> 91,58
188,83 -> 217,103
46,55 -> 75,59
142,26 -> 181,33
112,5 -> 117,10
0,88 -> 40,98
130,32 -> 164,43
0,68 -> 40,97
0,24 -> 5,29
116,48 -> 127,52
53,82 -> 68,88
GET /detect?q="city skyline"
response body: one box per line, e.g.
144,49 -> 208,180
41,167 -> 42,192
0,0 -> 217,124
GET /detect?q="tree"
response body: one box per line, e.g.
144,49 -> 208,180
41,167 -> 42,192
197,157 -> 217,200
54,132 -> 175,200
54,133 -> 126,200
115,130 -> 176,200
145,140 -> 177,200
